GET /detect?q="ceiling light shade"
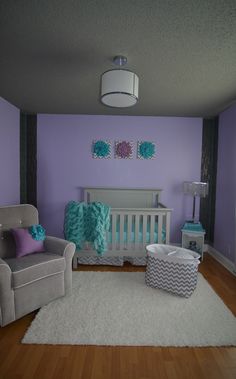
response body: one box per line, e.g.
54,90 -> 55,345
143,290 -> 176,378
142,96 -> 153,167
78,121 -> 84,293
101,69 -> 139,108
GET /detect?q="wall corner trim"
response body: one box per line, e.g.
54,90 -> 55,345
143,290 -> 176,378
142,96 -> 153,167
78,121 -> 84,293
20,112 -> 37,207
200,117 -> 218,243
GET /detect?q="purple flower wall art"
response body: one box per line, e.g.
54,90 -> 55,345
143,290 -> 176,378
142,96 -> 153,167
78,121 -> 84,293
115,141 -> 133,159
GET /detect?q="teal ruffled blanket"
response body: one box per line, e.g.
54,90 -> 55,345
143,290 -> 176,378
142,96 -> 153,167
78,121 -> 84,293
64,201 -> 110,255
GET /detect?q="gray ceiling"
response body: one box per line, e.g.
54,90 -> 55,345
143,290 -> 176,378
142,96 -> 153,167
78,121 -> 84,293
0,0 -> 236,117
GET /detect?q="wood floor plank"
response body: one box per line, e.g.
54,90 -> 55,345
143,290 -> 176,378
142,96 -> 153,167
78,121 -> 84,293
0,253 -> 236,379
111,347 -> 121,379
69,347 -> 88,379
32,349 -> 60,379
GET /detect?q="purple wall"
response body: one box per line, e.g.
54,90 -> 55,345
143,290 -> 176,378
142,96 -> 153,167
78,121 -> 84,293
214,104 -> 236,263
0,97 -> 20,205
37,115 -> 202,242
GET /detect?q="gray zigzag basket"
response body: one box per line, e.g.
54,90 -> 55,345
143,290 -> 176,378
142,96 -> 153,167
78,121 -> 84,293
145,244 -> 200,298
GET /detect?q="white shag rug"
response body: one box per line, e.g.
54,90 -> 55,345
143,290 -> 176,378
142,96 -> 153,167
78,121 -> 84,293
22,272 -> 236,346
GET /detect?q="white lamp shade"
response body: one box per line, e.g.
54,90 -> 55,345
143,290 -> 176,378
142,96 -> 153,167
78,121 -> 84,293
183,181 -> 208,197
101,69 -> 139,107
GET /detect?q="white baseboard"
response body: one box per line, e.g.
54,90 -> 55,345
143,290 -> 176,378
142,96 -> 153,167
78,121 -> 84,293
207,245 -> 236,276
170,242 -> 236,276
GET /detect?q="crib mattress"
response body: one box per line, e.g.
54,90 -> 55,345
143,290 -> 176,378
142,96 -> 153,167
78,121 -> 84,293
108,218 -> 166,244
108,229 -> 165,244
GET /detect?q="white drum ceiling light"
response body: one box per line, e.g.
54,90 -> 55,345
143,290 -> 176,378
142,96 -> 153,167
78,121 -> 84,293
101,56 -> 139,108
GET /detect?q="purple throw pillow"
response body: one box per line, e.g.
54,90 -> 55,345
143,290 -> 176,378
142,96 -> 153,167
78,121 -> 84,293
11,227 -> 45,258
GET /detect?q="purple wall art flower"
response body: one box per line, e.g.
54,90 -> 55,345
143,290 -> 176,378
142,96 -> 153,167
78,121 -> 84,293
115,141 -> 133,159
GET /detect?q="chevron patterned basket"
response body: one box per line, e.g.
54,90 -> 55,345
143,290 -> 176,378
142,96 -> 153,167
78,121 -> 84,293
145,244 -> 200,298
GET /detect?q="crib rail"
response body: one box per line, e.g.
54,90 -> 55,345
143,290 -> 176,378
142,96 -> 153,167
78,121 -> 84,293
81,207 -> 171,253
110,208 -> 171,249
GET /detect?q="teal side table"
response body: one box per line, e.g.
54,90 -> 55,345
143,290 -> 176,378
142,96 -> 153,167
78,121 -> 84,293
181,222 -> 205,260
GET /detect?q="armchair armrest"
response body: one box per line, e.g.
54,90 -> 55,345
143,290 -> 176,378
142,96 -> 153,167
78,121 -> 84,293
0,257 -> 11,274
0,258 -> 15,326
44,236 -> 76,295
0,257 -> 12,292
44,236 -> 75,259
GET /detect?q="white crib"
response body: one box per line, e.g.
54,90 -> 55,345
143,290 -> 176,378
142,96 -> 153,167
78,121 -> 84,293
73,187 -> 172,268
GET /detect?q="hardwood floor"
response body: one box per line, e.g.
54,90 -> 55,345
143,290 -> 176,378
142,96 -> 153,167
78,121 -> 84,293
0,253 -> 236,379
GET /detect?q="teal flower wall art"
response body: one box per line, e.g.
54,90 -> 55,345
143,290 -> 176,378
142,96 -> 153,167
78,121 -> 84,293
137,141 -> 156,159
92,140 -> 111,159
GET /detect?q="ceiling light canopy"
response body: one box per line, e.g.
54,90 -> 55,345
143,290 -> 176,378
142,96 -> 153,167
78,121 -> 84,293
101,56 -> 139,108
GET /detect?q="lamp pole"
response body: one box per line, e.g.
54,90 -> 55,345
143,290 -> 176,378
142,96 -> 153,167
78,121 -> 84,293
192,195 -> 196,222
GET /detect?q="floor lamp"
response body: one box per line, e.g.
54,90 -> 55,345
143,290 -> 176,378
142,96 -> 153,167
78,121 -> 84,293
183,181 -> 208,223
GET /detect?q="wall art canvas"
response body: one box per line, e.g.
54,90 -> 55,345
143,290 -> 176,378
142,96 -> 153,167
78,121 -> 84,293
115,140 -> 133,159
137,141 -> 156,159
92,140 -> 112,159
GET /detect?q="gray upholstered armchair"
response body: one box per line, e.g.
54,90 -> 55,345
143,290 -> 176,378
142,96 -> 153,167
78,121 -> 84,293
0,204 -> 75,326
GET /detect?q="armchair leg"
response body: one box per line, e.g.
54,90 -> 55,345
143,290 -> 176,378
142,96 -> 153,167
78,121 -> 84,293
73,254 -> 78,269
0,290 -> 15,327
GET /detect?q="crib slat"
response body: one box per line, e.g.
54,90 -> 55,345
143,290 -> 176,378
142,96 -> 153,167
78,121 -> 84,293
165,212 -> 171,244
150,215 -> 155,244
158,213 -> 163,243
142,215 -> 147,247
111,213 -> 116,250
119,214 -> 124,250
127,214 -> 132,247
107,215 -> 112,249
135,214 -> 140,248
